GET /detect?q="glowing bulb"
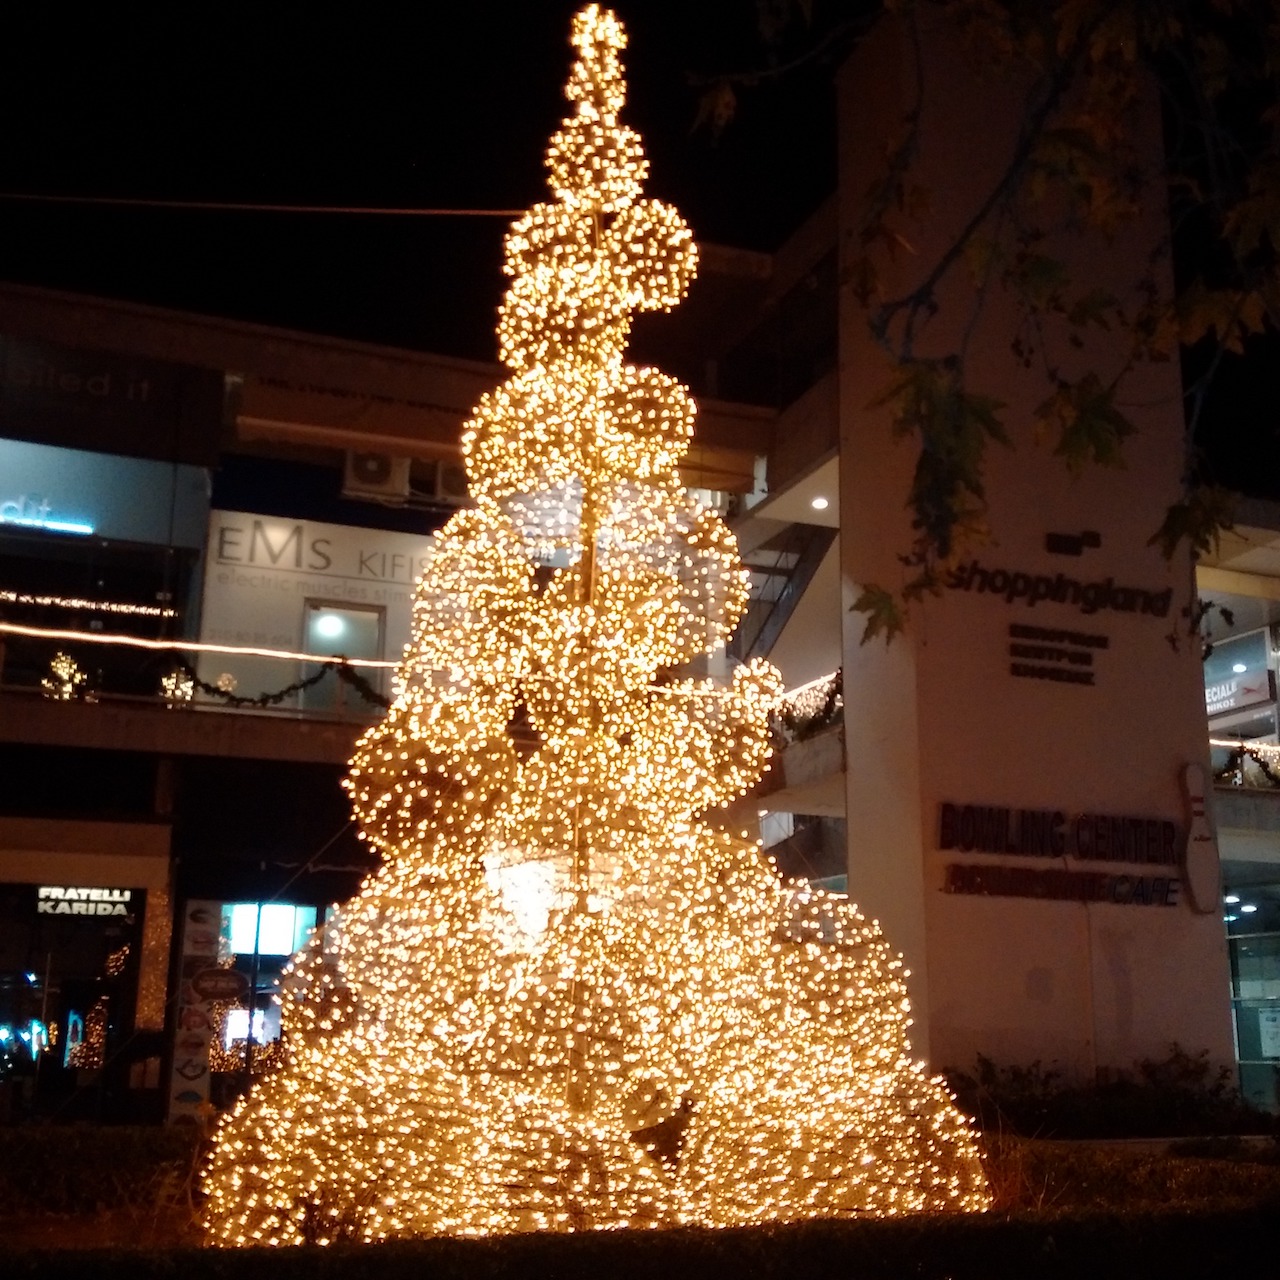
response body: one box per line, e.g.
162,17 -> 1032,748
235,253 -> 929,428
313,614 -> 346,641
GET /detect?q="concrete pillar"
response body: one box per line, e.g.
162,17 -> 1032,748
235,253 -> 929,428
837,11 -> 1234,1077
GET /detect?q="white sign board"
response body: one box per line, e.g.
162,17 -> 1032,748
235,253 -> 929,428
196,510 -> 436,705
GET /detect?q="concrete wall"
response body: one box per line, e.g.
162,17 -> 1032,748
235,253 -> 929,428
838,11 -> 1233,1075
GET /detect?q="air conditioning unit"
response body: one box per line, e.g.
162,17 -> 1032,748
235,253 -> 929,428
343,451 -> 411,501
426,459 -> 471,506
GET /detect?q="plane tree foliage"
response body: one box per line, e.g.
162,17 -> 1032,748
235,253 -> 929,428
695,0 -> 1280,641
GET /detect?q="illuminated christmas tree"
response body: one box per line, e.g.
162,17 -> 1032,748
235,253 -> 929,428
201,6 -> 989,1244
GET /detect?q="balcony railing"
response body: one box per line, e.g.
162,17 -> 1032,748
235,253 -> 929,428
0,622 -> 397,761
0,623 -> 391,719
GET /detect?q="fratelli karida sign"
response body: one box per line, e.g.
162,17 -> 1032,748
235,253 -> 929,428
37,885 -> 135,917
938,802 -> 1183,906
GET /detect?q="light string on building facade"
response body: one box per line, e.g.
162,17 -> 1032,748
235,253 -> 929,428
0,620 -> 399,669
0,619 -> 757,701
1211,737 -> 1280,787
0,588 -> 178,618
200,6 -> 989,1245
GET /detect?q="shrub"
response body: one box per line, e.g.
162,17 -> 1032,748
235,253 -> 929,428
0,1124 -> 204,1216
946,1044 -> 1277,1139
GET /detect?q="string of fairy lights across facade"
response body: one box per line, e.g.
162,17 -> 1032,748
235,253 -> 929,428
0,619 -> 828,704
0,620 -> 399,670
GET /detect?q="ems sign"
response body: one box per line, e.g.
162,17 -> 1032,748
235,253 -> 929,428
37,885 -> 135,917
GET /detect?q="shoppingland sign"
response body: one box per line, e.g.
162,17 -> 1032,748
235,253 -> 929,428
946,558 -> 1172,619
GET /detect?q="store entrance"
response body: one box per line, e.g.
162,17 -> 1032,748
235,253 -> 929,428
0,882 -> 146,1122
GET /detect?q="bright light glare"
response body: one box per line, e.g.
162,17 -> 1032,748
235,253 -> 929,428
1232,662 -> 1248,673
228,903 -> 311,956
483,857 -> 561,946
810,495 -> 829,511
0,513 -> 94,535
313,613 -> 346,641
224,1007 -> 269,1049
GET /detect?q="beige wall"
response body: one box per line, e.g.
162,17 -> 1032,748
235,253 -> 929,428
838,11 -> 1233,1075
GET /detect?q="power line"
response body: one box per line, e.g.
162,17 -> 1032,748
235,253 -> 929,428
0,191 -> 524,217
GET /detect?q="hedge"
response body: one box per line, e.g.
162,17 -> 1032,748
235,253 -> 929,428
6,1205 -> 1280,1280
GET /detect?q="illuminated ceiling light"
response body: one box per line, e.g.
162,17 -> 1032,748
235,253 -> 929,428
810,496 -> 829,511
201,5 -> 989,1246
1224,894 -> 1240,904
1232,662 -> 1248,673
313,614 -> 346,641
1241,903 -> 1258,913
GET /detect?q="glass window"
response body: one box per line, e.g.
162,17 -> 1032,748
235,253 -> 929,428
209,901 -> 318,1091
299,601 -> 384,715
1224,877 -> 1280,1113
226,902 -> 315,956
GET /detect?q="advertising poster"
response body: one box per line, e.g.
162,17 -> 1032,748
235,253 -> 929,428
166,899 -> 221,1123
1260,1008 -> 1280,1060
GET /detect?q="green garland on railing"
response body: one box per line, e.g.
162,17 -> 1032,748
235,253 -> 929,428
1214,744 -> 1280,788
175,659 -> 391,711
771,668 -> 843,748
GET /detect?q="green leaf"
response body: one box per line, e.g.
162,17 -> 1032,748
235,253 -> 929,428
1037,374 -> 1135,473
870,360 -> 1008,561
1148,487 -> 1236,560
851,585 -> 905,646
1178,279 -> 1267,353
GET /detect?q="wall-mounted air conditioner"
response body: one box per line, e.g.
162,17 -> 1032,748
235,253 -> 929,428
343,451 -> 411,501
425,459 -> 471,506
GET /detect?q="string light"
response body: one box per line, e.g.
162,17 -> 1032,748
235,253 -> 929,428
40,651 -> 90,701
201,5 -> 989,1245
1210,737 -> 1280,761
778,669 -> 843,725
0,588 -> 178,618
0,620 -> 399,668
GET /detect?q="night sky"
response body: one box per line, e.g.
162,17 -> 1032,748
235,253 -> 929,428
0,2 -> 1274,497
0,2 -> 836,359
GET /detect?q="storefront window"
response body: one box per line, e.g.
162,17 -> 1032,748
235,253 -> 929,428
1224,878 -> 1280,1113
214,902 -> 317,1071
170,898 -> 323,1118
0,882 -> 145,1121
0,437 -> 207,700
299,602 -> 384,714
